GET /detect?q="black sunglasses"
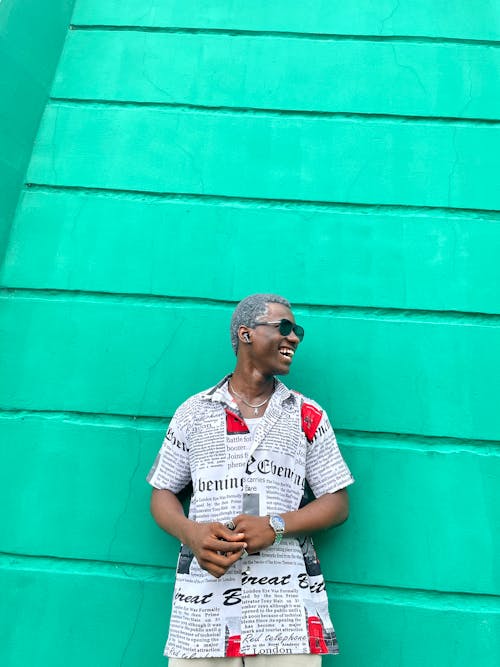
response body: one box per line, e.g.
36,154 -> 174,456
254,318 -> 305,341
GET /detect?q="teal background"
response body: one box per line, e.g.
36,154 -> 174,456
0,0 -> 75,262
1,2 -> 500,666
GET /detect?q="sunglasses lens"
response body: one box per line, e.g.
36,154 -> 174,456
278,319 -> 293,336
279,320 -> 304,341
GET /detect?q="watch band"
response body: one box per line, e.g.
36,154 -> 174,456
268,514 -> 286,545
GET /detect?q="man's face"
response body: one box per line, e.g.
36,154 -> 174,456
247,302 -> 301,376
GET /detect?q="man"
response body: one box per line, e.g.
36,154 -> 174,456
147,293 -> 354,666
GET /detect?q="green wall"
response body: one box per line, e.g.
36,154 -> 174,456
0,0 -> 75,262
1,1 -> 500,665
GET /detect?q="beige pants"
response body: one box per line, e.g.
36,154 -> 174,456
169,656 -> 321,667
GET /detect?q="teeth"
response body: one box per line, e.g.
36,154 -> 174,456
280,348 -> 294,358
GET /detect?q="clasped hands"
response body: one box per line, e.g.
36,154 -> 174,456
185,514 -> 276,579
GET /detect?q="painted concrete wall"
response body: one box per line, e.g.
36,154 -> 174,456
1,1 -> 500,666
0,0 -> 75,262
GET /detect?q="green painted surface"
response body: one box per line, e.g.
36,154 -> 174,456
1,0 -> 499,665
330,588 -> 500,667
29,102 -> 500,211
4,189 -> 500,314
0,0 -> 74,264
73,0 -> 500,41
1,296 -> 499,440
0,560 -> 173,667
54,30 -> 500,120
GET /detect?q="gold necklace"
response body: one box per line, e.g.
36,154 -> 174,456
229,379 -> 275,415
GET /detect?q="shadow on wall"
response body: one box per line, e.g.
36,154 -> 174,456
0,0 -> 75,265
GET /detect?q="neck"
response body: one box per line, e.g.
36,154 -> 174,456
230,366 -> 275,401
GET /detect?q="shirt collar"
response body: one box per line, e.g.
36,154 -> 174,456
201,374 -> 297,406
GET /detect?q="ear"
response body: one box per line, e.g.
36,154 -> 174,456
238,326 -> 251,344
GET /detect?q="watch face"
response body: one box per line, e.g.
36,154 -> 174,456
270,515 -> 285,533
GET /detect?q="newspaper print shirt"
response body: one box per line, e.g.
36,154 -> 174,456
147,376 -> 354,658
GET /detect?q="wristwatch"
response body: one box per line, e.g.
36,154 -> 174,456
268,515 -> 286,545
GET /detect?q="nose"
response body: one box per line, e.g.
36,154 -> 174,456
286,328 -> 300,345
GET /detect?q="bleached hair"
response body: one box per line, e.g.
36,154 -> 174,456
230,293 -> 291,354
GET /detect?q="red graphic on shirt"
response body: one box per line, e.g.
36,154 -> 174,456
225,634 -> 242,657
301,402 -> 323,442
225,409 -> 249,435
308,616 -> 328,654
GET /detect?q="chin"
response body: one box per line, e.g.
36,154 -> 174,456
259,361 -> 291,377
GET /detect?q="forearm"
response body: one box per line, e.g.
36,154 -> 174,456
281,488 -> 349,537
150,487 -> 196,546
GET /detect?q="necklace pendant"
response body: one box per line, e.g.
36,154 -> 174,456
254,407 -> 259,416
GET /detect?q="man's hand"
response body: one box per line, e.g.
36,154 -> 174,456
231,490 -> 350,555
150,489 -> 247,579
184,521 -> 247,578
231,514 -> 276,554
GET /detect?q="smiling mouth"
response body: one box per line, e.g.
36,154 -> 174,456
279,347 -> 295,359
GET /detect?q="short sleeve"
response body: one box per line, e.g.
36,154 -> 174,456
305,409 -> 354,498
147,410 -> 191,493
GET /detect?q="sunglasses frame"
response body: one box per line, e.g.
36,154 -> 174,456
253,318 -> 305,341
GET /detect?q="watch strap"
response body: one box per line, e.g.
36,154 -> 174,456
268,514 -> 285,545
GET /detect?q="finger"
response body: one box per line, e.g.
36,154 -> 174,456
233,514 -> 248,526
201,548 -> 246,577
223,532 -> 247,543
232,515 -> 260,532
206,538 -> 247,553
202,549 -> 244,570
209,523 -> 242,542
205,564 -> 227,578
205,533 -> 246,548
212,524 -> 246,542
231,521 -> 246,534
205,545 -> 246,562
224,549 -> 246,564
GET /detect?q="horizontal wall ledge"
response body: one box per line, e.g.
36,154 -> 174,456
1,561 -> 171,667
1,294 -> 499,439
68,27 -> 500,48
334,583 -> 500,612
0,407 -> 168,430
52,30 -> 500,121
338,429 -> 500,456
1,404 -> 499,595
17,182 -> 500,216
4,188 -> 500,315
28,102 -> 500,211
45,98 -> 500,126
3,287 -> 500,326
2,409 -> 499,451
0,552 -> 175,582
2,552 -> 499,610
71,0 -> 500,43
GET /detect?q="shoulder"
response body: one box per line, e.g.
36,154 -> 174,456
171,380 -> 225,423
289,390 -> 330,443
289,388 -> 325,415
